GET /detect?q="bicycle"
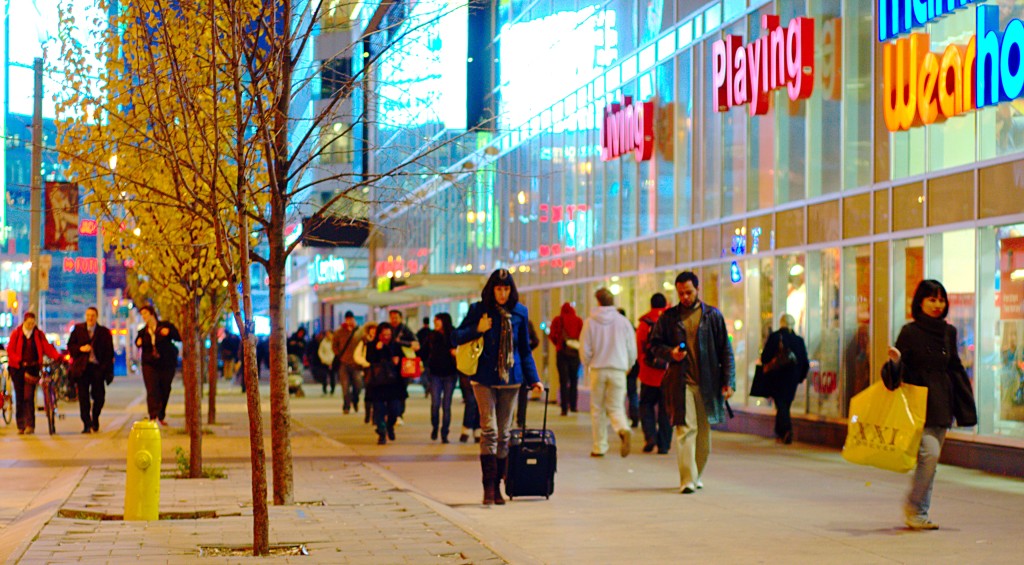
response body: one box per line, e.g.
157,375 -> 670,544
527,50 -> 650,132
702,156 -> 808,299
41,359 -> 69,435
0,353 -> 11,425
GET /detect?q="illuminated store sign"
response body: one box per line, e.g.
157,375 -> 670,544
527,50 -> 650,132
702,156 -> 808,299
600,96 -> 654,162
711,15 -> 815,116
308,254 -> 347,285
877,0 -> 981,42
879,2 -> 1024,132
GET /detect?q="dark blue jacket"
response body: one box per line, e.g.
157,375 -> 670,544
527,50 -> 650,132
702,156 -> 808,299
452,301 -> 540,388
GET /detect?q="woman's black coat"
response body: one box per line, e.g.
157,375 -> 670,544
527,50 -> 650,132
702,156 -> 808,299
881,321 -> 977,428
365,340 -> 406,401
759,329 -> 810,403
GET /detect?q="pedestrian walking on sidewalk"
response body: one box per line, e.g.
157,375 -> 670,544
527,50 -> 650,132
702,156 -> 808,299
219,330 -> 241,382
316,329 -> 337,395
453,269 -> 543,505
637,293 -> 671,454
68,307 -> 115,434
581,288 -> 638,458
333,312 -> 364,414
428,313 -> 458,443
649,271 -> 735,494
417,316 -> 433,399
882,279 -> 977,531
458,374 -> 481,443
365,325 -> 404,445
759,313 -> 809,444
353,322 -> 377,423
8,312 -> 62,435
135,305 -> 182,426
619,308 -> 640,428
548,302 -> 583,416
385,310 -> 419,423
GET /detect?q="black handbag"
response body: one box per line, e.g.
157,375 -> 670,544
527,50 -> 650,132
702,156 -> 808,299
749,364 -> 773,398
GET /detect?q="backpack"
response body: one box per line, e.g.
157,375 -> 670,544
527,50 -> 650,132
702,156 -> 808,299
641,318 -> 668,370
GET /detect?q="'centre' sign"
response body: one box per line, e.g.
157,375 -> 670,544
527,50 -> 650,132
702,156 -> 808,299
309,254 -> 347,285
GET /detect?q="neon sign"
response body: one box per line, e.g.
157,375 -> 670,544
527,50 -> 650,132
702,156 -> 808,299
600,96 -> 654,162
711,15 -> 815,116
538,204 -> 589,223
308,254 -> 347,285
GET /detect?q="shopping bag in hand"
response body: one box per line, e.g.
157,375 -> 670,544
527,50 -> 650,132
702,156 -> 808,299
842,381 -> 927,473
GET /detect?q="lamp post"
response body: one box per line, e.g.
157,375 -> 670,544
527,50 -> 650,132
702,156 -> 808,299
28,57 -> 43,316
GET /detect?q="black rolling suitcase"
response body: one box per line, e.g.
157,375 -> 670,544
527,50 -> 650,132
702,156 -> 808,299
505,388 -> 556,499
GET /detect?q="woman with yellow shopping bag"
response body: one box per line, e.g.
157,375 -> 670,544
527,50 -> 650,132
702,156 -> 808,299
881,279 -> 977,531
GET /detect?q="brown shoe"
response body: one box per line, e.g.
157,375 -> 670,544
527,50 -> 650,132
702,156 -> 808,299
619,429 -> 632,457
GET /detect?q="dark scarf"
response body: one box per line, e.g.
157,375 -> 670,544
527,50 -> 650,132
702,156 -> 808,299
497,306 -> 514,383
913,314 -> 948,338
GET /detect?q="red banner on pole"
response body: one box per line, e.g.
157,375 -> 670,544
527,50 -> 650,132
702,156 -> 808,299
44,182 -> 79,252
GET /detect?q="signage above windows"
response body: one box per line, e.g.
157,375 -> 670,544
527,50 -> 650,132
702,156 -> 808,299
879,2 -> 1024,132
600,96 -> 654,162
711,15 -> 815,116
308,254 -> 347,286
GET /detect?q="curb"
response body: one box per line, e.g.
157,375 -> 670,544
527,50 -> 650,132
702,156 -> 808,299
2,466 -> 88,565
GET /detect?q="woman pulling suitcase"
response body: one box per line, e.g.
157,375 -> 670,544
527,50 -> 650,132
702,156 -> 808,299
452,268 -> 543,505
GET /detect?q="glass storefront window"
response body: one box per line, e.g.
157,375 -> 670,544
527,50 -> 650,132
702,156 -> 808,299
700,41 -> 722,221
719,263 -> 747,402
654,61 -> 675,233
745,256 -> 774,409
842,0 -> 873,190
978,2 -> 1024,163
806,0 -> 842,197
746,5 -> 775,211
675,51 -> 693,226
806,248 -> 843,418
842,245 -> 872,402
774,1 -> 807,204
891,237 -> 925,333
777,253 -> 807,413
722,21 -> 747,216
979,224 -> 1024,438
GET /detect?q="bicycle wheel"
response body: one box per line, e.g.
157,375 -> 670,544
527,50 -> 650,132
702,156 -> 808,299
45,383 -> 57,435
1,379 -> 11,425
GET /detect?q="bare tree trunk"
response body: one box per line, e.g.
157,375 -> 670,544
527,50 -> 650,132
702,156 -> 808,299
208,325 -> 218,425
180,299 -> 203,478
268,214 -> 293,505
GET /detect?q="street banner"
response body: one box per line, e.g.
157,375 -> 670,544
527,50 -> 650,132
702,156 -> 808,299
44,182 -> 80,251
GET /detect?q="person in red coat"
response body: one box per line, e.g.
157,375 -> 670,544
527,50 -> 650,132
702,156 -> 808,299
7,312 -> 61,434
548,302 -> 583,416
637,293 -> 671,453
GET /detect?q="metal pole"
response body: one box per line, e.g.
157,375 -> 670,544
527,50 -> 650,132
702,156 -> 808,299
29,57 -> 43,316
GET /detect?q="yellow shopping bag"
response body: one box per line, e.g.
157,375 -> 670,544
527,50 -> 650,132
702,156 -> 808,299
842,381 -> 928,473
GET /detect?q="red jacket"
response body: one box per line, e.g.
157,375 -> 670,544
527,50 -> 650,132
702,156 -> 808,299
637,308 -> 667,387
548,302 -> 583,352
8,325 -> 61,369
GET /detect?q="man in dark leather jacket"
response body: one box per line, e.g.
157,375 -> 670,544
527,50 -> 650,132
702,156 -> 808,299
649,271 -> 735,494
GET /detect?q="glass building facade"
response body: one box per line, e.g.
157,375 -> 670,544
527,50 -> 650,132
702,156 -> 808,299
376,0 -> 1024,452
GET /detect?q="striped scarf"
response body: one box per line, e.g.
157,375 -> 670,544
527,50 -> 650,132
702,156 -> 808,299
497,306 -> 515,383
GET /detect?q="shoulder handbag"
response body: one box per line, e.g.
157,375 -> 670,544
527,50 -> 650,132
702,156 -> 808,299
763,334 -> 797,375
456,337 -> 484,376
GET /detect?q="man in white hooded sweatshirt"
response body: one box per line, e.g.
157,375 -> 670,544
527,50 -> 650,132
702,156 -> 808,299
581,287 -> 638,457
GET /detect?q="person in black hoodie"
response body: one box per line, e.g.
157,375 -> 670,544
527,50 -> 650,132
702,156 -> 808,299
135,306 -> 182,426
365,325 -> 404,445
882,279 -> 977,531
428,313 -> 458,443
759,313 -> 809,444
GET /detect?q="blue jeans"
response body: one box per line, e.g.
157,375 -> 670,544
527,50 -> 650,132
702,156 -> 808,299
430,375 -> 457,436
472,384 -> 519,458
907,426 -> 947,519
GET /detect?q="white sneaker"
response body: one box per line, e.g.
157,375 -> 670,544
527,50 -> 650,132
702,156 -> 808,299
396,417 -> 405,426
680,484 -> 696,494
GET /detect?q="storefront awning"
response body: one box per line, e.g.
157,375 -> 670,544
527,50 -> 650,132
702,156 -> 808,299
319,273 -> 488,307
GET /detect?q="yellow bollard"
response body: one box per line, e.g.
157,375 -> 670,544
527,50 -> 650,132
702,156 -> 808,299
124,420 -> 161,521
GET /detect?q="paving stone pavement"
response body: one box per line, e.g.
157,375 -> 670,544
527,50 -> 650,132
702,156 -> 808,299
17,459 -> 506,564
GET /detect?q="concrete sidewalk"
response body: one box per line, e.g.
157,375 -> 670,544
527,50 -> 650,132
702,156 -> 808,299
4,377 -> 1024,564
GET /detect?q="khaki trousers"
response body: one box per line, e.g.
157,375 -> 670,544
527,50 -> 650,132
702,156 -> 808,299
673,384 -> 710,489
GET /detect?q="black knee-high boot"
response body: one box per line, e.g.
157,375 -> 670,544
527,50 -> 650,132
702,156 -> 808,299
480,454 -> 496,505
494,457 -> 507,505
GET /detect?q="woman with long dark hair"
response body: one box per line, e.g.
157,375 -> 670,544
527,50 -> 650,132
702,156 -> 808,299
452,269 -> 543,505
883,279 -> 977,530
428,313 -> 458,443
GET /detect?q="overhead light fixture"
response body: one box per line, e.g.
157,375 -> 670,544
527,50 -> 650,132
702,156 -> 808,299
789,264 -> 805,277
